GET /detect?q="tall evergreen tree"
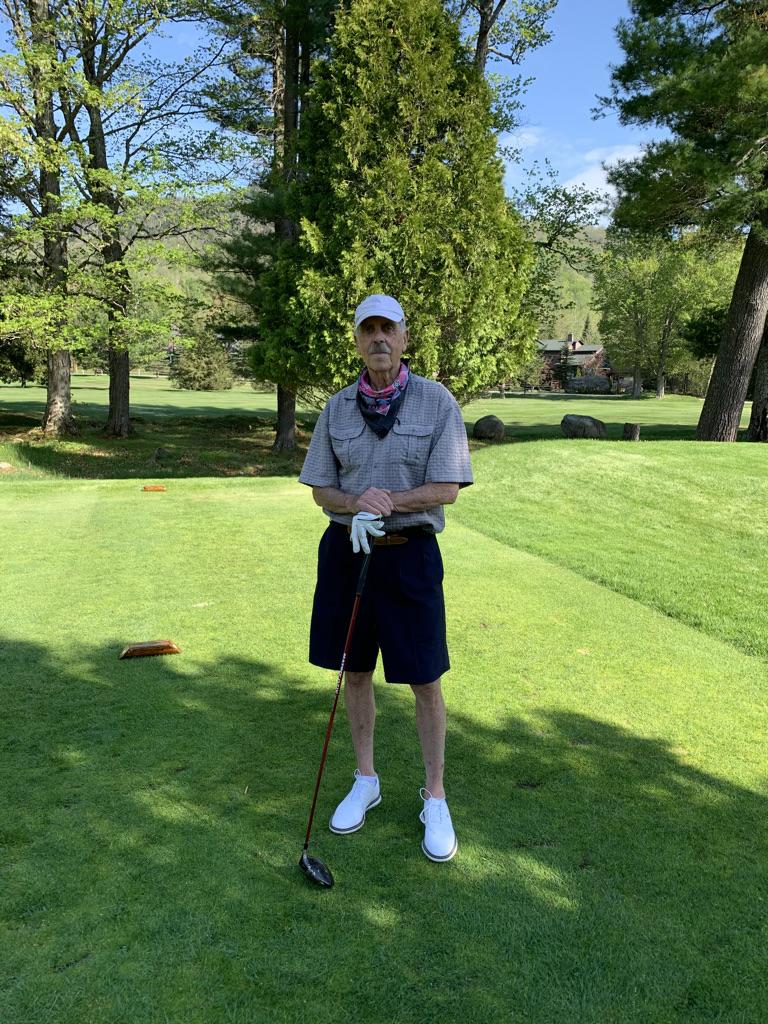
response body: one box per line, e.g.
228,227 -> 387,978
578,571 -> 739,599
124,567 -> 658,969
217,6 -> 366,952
202,0 -> 335,450
276,0 -> 533,402
600,0 -> 768,440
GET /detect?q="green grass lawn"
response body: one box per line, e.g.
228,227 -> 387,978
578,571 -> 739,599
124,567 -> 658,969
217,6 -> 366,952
2,382 -> 766,1021
454,440 -> 768,661
2,451 -> 767,1022
0,375 -> 753,481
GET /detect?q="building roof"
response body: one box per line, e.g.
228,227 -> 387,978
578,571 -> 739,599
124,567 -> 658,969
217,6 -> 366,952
537,339 -> 603,354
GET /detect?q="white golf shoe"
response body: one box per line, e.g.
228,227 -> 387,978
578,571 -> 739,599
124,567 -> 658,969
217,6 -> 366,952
420,788 -> 458,862
329,770 -> 381,834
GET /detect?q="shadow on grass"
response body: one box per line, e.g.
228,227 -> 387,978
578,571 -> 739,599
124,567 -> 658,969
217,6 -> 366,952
2,637 -> 766,1022
2,415 -> 315,479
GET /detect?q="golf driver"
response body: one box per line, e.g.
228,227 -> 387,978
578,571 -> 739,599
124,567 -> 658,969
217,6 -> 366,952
299,546 -> 373,889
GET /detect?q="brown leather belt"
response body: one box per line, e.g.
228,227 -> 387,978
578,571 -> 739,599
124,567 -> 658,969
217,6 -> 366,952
346,527 -> 408,546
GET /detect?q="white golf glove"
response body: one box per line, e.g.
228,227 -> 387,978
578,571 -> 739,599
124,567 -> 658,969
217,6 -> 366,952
350,511 -> 385,554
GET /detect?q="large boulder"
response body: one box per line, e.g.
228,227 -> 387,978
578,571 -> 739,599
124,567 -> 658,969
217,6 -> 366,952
560,414 -> 607,439
472,415 -> 505,442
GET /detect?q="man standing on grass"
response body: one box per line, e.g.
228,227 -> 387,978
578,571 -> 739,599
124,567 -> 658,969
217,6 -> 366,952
298,294 -> 473,862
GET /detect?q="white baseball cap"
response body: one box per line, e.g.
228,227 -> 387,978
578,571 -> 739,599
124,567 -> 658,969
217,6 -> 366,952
353,294 -> 405,330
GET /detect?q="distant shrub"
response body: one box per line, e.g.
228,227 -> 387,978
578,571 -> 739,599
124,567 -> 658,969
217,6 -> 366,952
169,337 -> 234,391
566,375 -> 611,394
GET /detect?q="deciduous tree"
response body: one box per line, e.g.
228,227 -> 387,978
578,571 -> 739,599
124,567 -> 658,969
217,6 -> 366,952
595,233 -> 740,399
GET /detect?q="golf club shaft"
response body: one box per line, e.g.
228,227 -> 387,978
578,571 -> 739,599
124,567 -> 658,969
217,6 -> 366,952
302,548 -> 372,850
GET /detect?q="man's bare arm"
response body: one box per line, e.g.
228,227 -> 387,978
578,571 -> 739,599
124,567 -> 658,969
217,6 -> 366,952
390,482 -> 459,513
312,486 -> 394,516
311,482 -> 458,516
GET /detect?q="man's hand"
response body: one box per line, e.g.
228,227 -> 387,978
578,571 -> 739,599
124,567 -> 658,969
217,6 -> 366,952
350,512 -> 385,554
354,487 -> 394,516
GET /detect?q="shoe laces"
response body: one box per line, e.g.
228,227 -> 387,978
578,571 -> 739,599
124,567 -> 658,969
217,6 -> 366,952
352,769 -> 377,795
419,787 -> 449,825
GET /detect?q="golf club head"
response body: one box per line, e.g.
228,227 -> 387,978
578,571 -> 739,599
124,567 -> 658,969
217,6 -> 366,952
299,851 -> 334,889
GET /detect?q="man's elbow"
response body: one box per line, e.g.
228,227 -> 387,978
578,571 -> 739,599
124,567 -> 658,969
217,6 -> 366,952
442,484 -> 460,505
312,487 -> 327,507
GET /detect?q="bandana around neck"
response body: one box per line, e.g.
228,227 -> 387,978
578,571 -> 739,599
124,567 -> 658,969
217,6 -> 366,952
357,362 -> 410,416
356,361 -> 411,439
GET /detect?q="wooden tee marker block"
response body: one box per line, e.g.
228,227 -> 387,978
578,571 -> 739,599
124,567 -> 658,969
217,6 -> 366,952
119,640 -> 181,659
142,485 -> 166,492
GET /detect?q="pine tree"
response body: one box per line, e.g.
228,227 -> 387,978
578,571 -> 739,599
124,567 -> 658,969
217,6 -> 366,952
600,1 -> 768,439
582,313 -> 592,344
203,0 -> 336,450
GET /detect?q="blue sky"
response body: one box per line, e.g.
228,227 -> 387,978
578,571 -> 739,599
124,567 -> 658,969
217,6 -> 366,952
148,1 -> 659,201
502,0 -> 659,198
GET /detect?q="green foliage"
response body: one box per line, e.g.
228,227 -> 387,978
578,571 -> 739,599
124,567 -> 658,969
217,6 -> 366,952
504,348 -> 548,389
0,337 -> 46,385
446,0 -> 558,127
681,304 -> 730,361
511,162 -> 605,338
169,334 -> 235,390
594,232 -> 741,384
0,288 -> 106,357
600,2 -> 768,234
284,0 -> 534,402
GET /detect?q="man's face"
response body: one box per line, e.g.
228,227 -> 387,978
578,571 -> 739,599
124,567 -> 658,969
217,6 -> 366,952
355,316 -> 409,379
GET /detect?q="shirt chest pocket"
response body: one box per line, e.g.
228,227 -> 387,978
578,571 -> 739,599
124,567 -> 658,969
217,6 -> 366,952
391,422 -> 433,467
329,422 -> 367,471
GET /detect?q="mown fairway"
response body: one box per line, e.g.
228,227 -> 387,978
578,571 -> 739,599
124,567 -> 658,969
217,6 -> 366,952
1,386 -> 766,1024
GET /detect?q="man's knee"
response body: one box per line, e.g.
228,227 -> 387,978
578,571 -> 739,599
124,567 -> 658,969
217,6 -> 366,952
345,670 -> 374,688
411,678 -> 443,703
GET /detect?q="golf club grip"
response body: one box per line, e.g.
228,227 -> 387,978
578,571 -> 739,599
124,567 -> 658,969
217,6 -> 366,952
355,548 -> 372,595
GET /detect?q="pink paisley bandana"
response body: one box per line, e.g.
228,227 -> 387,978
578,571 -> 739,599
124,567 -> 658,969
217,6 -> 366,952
357,362 -> 410,416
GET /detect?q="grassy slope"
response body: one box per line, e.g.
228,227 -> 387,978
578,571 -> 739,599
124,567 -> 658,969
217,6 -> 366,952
453,440 -> 768,660
1,476 -> 767,1023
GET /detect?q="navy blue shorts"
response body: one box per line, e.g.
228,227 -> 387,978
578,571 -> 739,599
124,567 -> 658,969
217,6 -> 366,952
309,522 -> 450,685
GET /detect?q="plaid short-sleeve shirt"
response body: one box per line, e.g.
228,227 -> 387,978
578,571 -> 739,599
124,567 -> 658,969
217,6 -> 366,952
299,373 -> 473,533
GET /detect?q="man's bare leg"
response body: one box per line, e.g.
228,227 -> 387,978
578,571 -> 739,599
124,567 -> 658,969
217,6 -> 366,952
411,678 -> 446,798
344,670 -> 376,776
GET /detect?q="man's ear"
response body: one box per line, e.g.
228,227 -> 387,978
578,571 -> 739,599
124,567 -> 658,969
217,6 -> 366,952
403,330 -> 409,350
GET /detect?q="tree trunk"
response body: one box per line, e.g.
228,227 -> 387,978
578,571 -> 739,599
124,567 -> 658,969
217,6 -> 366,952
474,0 -> 500,72
272,386 -> 296,452
83,83 -> 133,437
697,221 -> 768,440
268,20 -> 300,451
747,327 -> 768,441
105,347 -> 131,437
475,18 -> 491,71
657,321 -> 671,398
42,349 -> 76,436
632,365 -> 642,397
30,0 -> 73,435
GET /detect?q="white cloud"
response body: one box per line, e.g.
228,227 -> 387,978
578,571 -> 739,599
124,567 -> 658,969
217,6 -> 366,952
583,144 -> 646,164
562,143 -> 645,194
508,128 -> 546,152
